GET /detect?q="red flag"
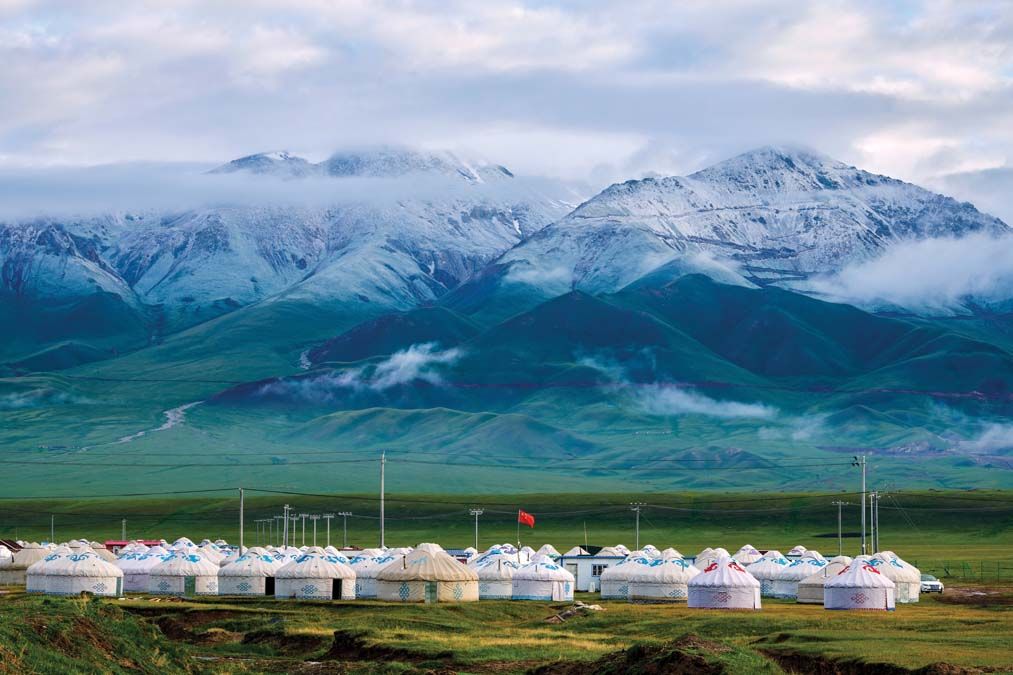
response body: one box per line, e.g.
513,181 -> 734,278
517,509 -> 535,528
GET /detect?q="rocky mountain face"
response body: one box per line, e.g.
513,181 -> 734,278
496,146 -> 1008,293
0,148 -> 572,340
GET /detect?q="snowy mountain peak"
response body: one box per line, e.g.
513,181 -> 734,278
210,146 -> 516,183
209,151 -> 316,178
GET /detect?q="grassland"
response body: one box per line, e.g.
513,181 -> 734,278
0,587 -> 1010,674
2,492 -> 1010,569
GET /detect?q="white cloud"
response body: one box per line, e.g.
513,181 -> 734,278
957,423 -> 1013,454
255,342 -> 462,402
811,232 -> 1013,312
637,384 -> 777,420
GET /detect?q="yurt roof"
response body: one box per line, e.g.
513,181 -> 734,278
825,558 -> 895,589
744,553 -> 791,578
348,553 -> 398,578
536,544 -> 561,557
626,557 -> 700,584
150,551 -> 219,576
596,546 -> 624,557
562,547 -> 589,557
11,543 -> 48,569
798,558 -> 852,586
360,548 -> 386,557
48,550 -> 124,578
118,549 -> 172,572
599,555 -> 654,581
514,560 -> 574,582
660,548 -> 683,559
219,551 -> 285,576
687,556 -> 760,589
375,546 -> 477,582
27,546 -> 72,574
787,545 -> 808,555
801,550 -> 826,561
869,554 -> 921,582
470,553 -> 522,580
774,558 -> 828,581
276,548 -> 355,579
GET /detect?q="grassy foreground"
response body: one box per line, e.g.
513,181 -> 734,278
0,588 -> 1010,674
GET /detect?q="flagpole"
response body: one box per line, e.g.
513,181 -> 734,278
517,510 -> 520,548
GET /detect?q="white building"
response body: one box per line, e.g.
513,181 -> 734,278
558,548 -> 627,592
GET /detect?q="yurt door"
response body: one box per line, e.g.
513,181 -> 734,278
332,579 -> 341,599
424,582 -> 438,604
184,576 -> 196,597
115,578 -> 123,596
265,577 -> 275,595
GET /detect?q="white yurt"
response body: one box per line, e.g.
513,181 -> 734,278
470,550 -> 522,599
119,547 -> 171,592
0,543 -> 48,585
693,547 -> 731,570
797,556 -> 852,604
198,542 -> 226,565
733,545 -> 763,566
276,547 -> 356,600
871,552 -> 921,603
348,551 -> 397,599
613,544 -> 630,555
744,551 -> 791,597
687,556 -> 761,610
770,557 -> 829,599
802,550 -> 826,562
45,550 -> 123,597
824,557 -> 895,611
641,544 -> 660,558
148,551 -> 220,596
26,546 -> 71,593
462,546 -> 478,560
598,554 -> 653,599
562,546 -> 588,557
172,537 -> 196,550
0,545 -> 12,570
627,557 -> 700,602
787,545 -> 807,557
91,543 -> 119,563
660,548 -> 682,559
375,543 -> 479,603
536,544 -> 561,559
218,547 -> 284,596
512,560 -> 575,601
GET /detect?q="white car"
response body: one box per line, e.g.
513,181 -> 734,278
920,574 -> 944,593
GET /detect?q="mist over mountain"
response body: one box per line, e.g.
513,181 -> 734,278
1,145 -> 1011,493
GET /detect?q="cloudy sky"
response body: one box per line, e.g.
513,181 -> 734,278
1,0 -> 1011,209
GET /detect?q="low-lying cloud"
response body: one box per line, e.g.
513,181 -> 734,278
956,423 -> 1013,454
810,232 -> 1013,313
256,342 -> 462,403
578,353 -> 776,420
0,389 -> 81,410
637,384 -> 777,420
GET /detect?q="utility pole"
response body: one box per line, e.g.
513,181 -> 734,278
338,512 -> 352,548
874,492 -> 882,553
630,503 -> 646,551
121,519 -> 126,541
853,455 -> 867,555
831,501 -> 850,556
50,514 -> 54,543
322,513 -> 335,547
310,515 -> 320,546
469,508 -> 484,550
868,491 -> 877,554
239,488 -> 245,555
290,514 -> 298,546
273,516 -> 282,546
282,506 -> 290,548
299,513 -> 309,546
379,451 -> 386,549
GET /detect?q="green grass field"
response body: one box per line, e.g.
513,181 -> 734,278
3,491 -> 1010,570
0,588 -> 1010,674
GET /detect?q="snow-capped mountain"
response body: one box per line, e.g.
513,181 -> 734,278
495,146 -> 1008,294
0,148 -> 572,338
